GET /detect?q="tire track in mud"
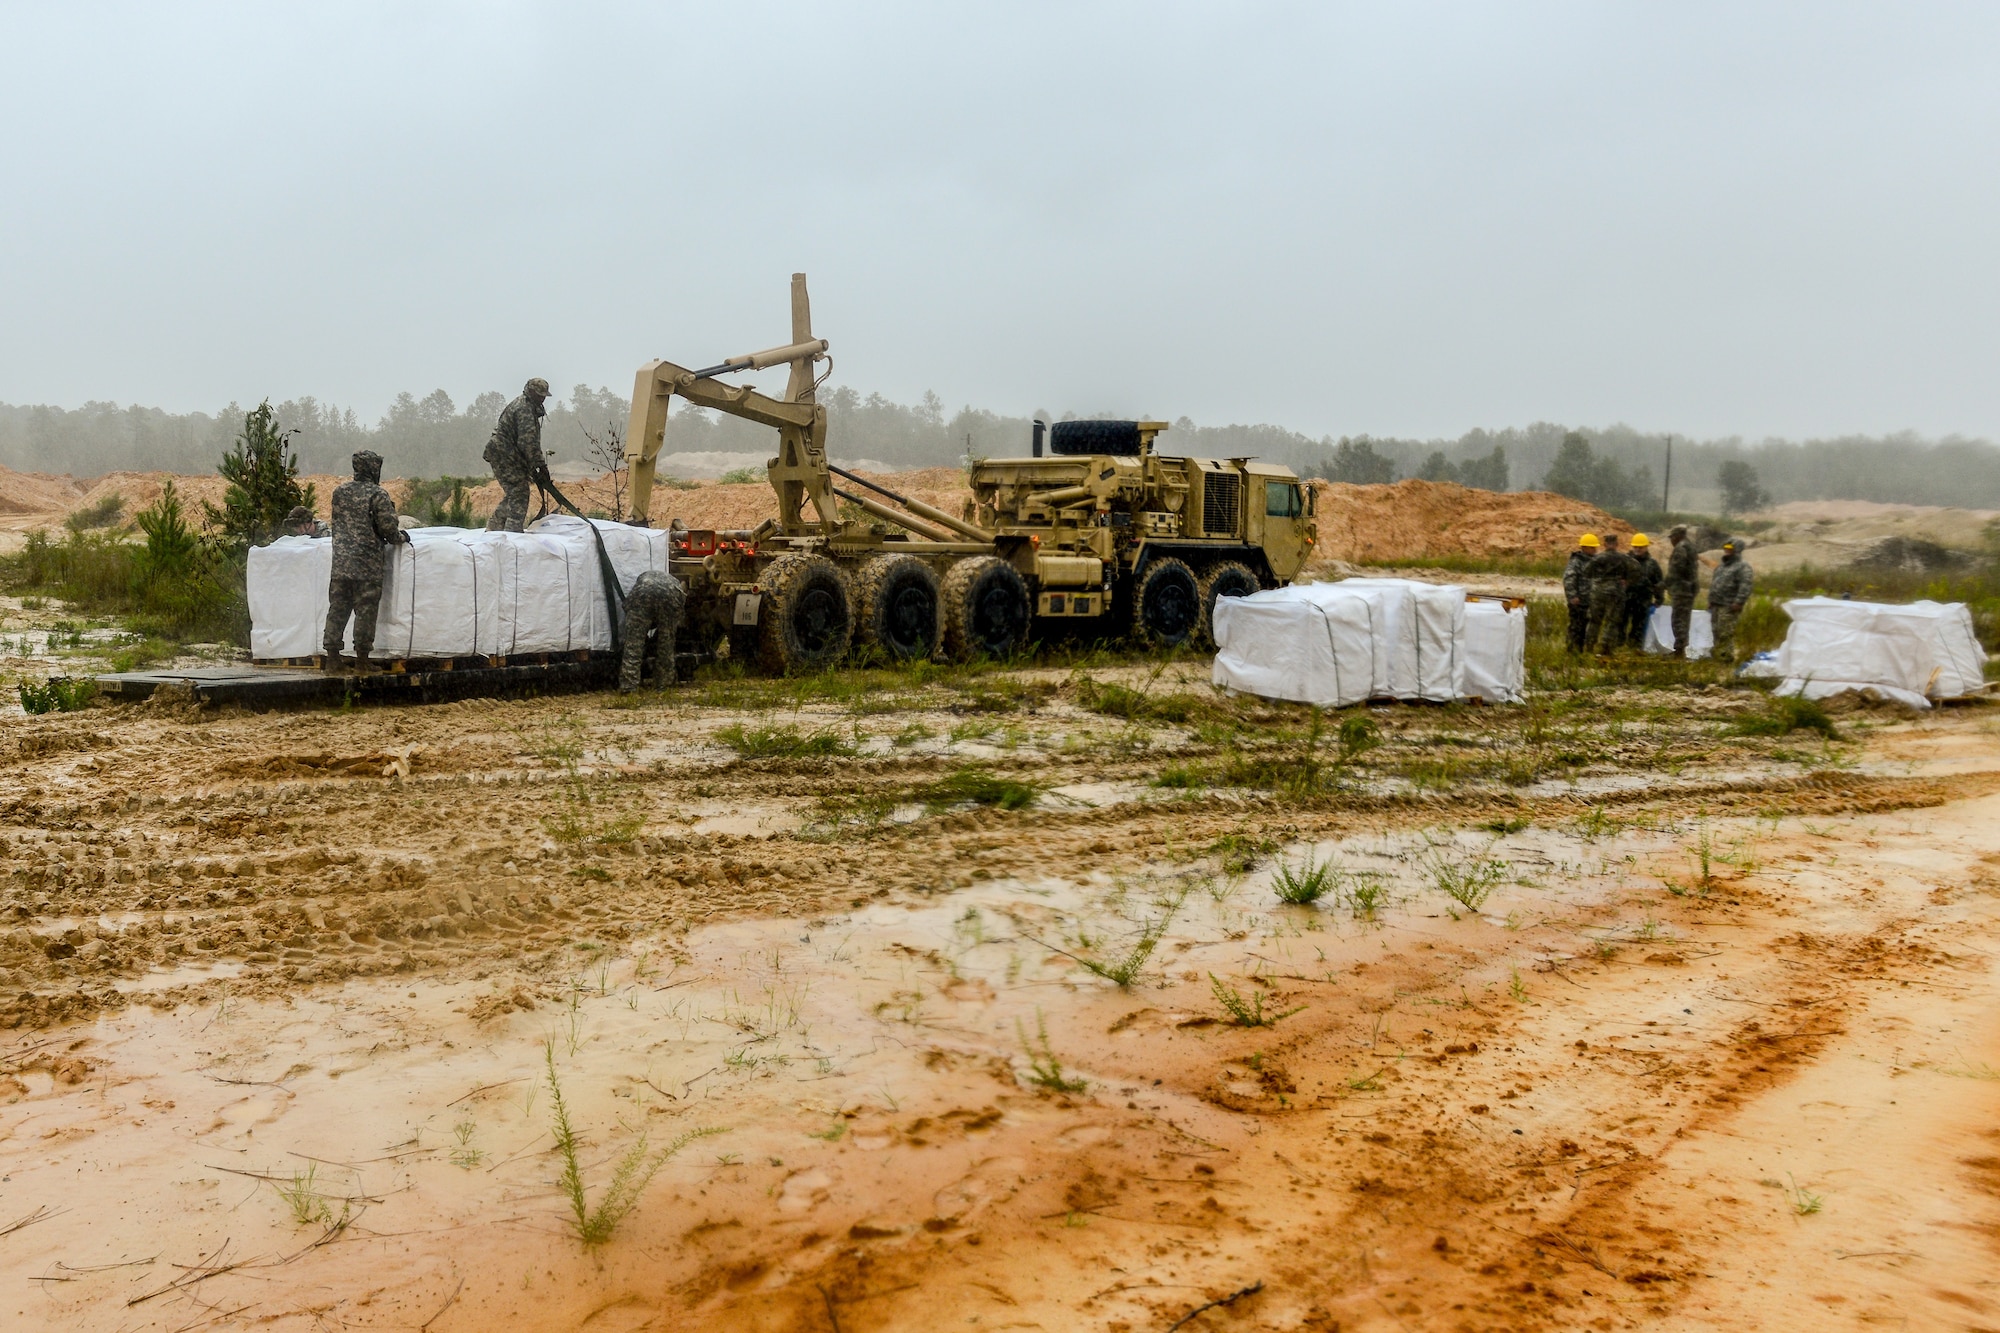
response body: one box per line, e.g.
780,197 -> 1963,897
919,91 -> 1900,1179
2,689 -> 1995,1037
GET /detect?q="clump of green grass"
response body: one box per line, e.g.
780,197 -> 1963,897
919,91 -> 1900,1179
1730,694 -> 1839,740
1017,1010 -> 1088,1093
1272,853 -> 1336,905
1341,875 -> 1391,919
17,676 -> 97,714
1785,1173 -> 1824,1216
1210,973 -> 1304,1027
450,1113 -> 485,1168
913,766 -> 1040,811
1210,831 -> 1277,874
1152,763 -> 1203,790
1423,845 -> 1509,913
64,492 -> 126,532
1666,819 -> 1721,897
545,1043 -> 723,1246
272,1163 -> 350,1230
1338,713 -> 1381,759
714,723 -> 856,759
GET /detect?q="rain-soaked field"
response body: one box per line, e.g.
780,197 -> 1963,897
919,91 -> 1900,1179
3,637 -> 1999,1331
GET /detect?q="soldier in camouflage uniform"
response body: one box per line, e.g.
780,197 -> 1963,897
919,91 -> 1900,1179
618,570 -> 687,692
1707,540 -> 1755,664
1664,524 -> 1699,657
284,505 -> 328,538
322,451 -> 409,671
484,377 -> 553,533
1585,533 -> 1636,656
1563,534 -> 1599,653
1623,533 -> 1665,648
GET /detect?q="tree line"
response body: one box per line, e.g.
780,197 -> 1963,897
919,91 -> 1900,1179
6,389 -> 2000,510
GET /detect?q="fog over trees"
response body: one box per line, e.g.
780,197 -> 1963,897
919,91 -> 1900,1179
5,388 -> 2000,511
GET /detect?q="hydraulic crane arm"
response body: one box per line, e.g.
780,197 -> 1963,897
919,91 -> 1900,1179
621,273 -> 833,533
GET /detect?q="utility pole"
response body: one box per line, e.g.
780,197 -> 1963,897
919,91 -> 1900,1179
1662,435 -> 1672,516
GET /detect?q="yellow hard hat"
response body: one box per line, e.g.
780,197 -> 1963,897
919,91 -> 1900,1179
1579,533 -> 1601,548
1630,532 -> 1650,548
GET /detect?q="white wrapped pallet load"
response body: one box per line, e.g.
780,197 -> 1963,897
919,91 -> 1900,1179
1331,578 -> 1467,701
1212,584 -> 1375,707
1642,606 -> 1711,659
1461,600 -> 1527,703
247,516 -> 672,661
1770,597 -> 1986,709
246,536 -> 332,659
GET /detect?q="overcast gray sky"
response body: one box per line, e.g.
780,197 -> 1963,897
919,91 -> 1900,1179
3,2 -> 1998,441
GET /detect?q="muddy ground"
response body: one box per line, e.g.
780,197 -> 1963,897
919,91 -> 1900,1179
1,653 -> 1998,1331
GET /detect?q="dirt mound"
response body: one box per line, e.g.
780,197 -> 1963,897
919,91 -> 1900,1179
0,467 -> 85,517
1308,478 -> 1631,564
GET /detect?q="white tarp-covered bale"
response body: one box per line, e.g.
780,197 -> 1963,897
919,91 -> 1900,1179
246,517 -> 670,660
1461,599 -> 1528,703
1213,578 -> 1515,706
1769,596 -> 1986,709
1210,584 -> 1375,707
1642,606 -> 1712,659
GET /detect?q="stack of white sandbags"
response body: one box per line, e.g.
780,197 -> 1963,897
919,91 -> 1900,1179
1767,597 -> 1986,709
1211,577 -> 1526,707
247,516 -> 669,661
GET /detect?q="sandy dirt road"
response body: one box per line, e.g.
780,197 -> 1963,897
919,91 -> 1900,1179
0,668 -> 1996,1330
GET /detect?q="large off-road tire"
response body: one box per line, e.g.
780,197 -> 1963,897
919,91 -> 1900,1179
853,554 -> 941,662
941,556 -> 1031,661
755,553 -> 853,674
1197,560 -> 1262,648
1131,557 -> 1201,649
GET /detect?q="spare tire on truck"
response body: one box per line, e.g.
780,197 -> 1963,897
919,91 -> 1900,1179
941,555 -> 1031,661
1131,557 -> 1201,649
853,553 -> 941,662
755,553 -> 853,674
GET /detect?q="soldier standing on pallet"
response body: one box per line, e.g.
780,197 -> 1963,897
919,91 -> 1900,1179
1585,533 -> 1636,657
1623,533 -> 1664,648
1708,539 -> 1755,665
618,570 -> 687,693
1664,524 -> 1699,657
1563,534 -> 1599,654
484,377 -> 554,533
323,450 -> 409,672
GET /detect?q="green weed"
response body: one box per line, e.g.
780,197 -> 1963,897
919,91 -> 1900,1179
1424,845 -> 1509,913
1017,1010 -> 1088,1093
1210,973 -> 1304,1027
17,676 -> 96,714
545,1044 -> 723,1246
1272,854 -> 1337,906
1731,694 -> 1840,740
715,723 -> 856,759
912,767 -> 1040,812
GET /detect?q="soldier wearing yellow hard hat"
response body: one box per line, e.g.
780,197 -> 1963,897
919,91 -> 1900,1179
1563,534 -> 1600,652
1623,533 -> 1664,648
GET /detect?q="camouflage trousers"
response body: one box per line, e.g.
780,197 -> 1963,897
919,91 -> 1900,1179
1711,603 -> 1743,663
1585,584 -> 1626,654
1669,594 -> 1695,655
324,575 -> 384,660
1623,593 -> 1655,648
618,572 -> 686,691
485,457 -> 534,533
1565,599 -> 1587,653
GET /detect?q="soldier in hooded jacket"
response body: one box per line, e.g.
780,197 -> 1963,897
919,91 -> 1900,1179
618,570 -> 687,692
1708,541 -> 1755,663
484,377 -> 552,532
323,451 -> 409,669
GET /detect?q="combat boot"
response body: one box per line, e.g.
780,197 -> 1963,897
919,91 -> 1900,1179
1671,646 -> 1685,660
